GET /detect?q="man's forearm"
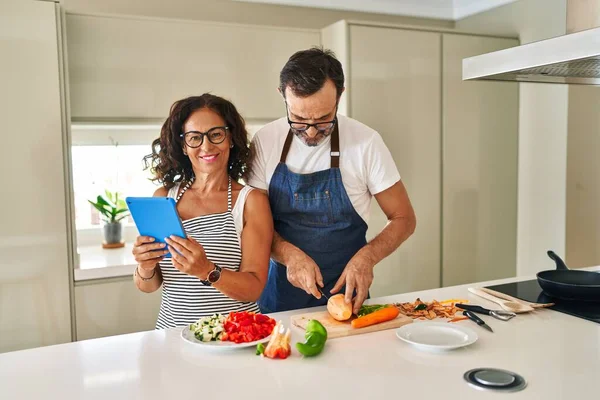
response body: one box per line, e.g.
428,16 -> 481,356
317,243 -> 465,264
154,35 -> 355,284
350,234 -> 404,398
271,231 -> 300,265
358,216 -> 416,265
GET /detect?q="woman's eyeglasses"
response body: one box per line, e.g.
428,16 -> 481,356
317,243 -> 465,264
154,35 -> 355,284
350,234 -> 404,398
180,126 -> 229,148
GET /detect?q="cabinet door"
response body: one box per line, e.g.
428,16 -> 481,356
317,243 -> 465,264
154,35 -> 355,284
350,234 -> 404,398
566,86 -> 600,268
66,14 -> 320,121
442,34 -> 518,286
350,25 -> 442,296
75,280 -> 162,340
0,1 -> 73,352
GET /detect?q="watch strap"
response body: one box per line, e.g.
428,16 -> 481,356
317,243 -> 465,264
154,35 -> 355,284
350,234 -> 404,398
201,264 -> 222,286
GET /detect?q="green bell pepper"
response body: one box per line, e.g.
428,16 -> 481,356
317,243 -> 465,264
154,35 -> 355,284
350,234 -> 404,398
305,319 -> 328,341
255,342 -> 265,356
295,319 -> 328,357
296,332 -> 326,357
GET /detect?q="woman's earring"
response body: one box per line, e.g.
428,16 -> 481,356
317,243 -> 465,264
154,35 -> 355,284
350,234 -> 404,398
230,144 -> 234,148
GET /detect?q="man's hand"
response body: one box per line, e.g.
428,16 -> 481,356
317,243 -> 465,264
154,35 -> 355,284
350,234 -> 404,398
331,251 -> 376,314
285,248 -> 324,299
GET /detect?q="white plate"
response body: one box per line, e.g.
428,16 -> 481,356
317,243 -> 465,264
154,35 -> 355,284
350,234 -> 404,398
181,327 -> 271,350
396,321 -> 478,352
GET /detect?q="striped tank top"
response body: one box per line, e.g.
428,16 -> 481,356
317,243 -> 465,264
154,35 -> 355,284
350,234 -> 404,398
155,177 -> 260,329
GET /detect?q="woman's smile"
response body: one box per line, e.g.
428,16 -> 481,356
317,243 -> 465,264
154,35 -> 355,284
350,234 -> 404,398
199,153 -> 219,163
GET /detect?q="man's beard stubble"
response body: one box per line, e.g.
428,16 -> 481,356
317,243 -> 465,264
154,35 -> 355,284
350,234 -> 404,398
293,129 -> 332,147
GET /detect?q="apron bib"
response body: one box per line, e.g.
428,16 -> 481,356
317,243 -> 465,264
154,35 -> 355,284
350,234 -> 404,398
258,123 -> 368,312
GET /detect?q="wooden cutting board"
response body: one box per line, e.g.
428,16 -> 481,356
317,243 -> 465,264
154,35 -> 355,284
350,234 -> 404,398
290,310 -> 413,339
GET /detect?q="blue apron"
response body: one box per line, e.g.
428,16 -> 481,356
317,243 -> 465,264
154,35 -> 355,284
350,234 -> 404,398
258,123 -> 368,313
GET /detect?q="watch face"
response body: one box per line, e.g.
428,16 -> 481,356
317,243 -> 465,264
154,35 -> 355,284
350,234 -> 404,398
208,268 -> 221,283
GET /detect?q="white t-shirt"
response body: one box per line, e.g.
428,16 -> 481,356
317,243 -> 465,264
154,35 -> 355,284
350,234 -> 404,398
247,114 -> 401,224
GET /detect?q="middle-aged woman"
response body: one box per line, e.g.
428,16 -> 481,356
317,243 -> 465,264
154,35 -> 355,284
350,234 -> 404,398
132,94 -> 273,329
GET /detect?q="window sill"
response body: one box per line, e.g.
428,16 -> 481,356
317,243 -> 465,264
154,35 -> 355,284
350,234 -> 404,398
75,243 -> 137,281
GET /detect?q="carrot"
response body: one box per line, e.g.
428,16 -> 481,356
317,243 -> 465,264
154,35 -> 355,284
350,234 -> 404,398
448,316 -> 468,323
351,306 -> 400,329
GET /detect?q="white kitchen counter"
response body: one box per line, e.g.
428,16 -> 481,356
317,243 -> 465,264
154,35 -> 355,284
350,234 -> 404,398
1,269 -> 598,400
75,244 -> 137,281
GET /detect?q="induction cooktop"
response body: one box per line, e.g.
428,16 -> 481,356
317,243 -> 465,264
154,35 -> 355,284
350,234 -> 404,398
485,279 -> 600,324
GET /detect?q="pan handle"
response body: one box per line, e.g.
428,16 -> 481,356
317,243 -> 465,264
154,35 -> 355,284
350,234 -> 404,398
546,250 -> 569,271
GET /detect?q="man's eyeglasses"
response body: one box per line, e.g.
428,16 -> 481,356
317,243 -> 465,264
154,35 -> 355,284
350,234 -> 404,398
180,126 -> 229,148
286,103 -> 338,133
288,119 -> 337,133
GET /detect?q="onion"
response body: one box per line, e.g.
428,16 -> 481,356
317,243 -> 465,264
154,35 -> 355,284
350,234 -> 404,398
327,294 -> 352,321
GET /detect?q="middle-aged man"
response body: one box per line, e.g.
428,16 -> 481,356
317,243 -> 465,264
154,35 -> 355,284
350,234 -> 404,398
248,47 -> 416,314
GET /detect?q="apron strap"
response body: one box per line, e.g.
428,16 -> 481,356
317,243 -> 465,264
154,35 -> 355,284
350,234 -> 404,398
330,121 -> 340,168
280,130 -> 294,163
279,121 -> 340,168
227,176 -> 232,212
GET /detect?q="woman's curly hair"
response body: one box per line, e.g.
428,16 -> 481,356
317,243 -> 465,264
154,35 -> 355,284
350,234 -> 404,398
144,94 -> 253,189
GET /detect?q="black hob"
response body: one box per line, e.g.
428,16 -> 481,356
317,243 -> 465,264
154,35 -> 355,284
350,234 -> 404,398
485,279 -> 600,324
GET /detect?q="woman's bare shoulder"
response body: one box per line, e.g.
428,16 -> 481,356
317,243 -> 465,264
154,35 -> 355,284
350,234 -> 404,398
243,187 -> 269,214
153,186 -> 169,197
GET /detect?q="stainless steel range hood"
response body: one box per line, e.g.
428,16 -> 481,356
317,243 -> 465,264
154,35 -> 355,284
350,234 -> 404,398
463,0 -> 600,85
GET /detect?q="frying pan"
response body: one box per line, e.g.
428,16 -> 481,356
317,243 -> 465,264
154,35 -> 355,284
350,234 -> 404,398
537,251 -> 600,302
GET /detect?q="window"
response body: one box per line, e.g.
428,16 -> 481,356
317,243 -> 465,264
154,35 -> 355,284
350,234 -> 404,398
71,122 -> 265,248
70,124 -> 162,244
71,144 -> 158,230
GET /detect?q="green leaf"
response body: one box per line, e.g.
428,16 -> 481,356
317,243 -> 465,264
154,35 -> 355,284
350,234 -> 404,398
88,200 -> 111,216
89,190 -> 130,222
104,189 -> 114,204
357,304 -> 389,317
116,199 -> 127,210
94,195 -> 111,207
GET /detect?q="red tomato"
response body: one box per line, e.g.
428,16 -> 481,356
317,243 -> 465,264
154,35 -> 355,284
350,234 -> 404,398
221,312 -> 276,343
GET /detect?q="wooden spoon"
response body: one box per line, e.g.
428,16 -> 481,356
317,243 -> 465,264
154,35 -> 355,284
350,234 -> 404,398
468,288 -> 535,313
479,288 -> 554,309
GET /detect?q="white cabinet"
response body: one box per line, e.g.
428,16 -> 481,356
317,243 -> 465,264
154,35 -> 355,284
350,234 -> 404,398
566,86 -> 600,268
75,279 -> 162,340
442,34 -> 519,286
0,0 -> 73,352
323,22 -> 519,294
348,25 -> 443,296
66,14 -> 320,121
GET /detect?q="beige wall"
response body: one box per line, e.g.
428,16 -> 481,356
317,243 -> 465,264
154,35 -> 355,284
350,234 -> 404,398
456,0 -> 569,276
60,0 -> 453,30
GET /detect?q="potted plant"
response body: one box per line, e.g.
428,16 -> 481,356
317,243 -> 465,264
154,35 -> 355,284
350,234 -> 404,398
88,190 -> 129,248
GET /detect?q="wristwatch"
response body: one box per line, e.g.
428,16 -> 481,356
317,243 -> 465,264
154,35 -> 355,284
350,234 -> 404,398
201,264 -> 222,286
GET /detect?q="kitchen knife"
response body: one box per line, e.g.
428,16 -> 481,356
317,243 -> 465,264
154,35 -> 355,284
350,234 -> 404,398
456,303 -> 516,321
462,310 -> 494,333
318,287 -> 330,300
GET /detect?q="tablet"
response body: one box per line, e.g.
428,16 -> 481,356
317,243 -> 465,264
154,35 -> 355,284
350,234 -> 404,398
125,197 -> 187,258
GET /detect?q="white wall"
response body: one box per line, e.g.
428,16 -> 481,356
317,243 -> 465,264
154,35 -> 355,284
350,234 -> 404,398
456,0 -> 569,276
